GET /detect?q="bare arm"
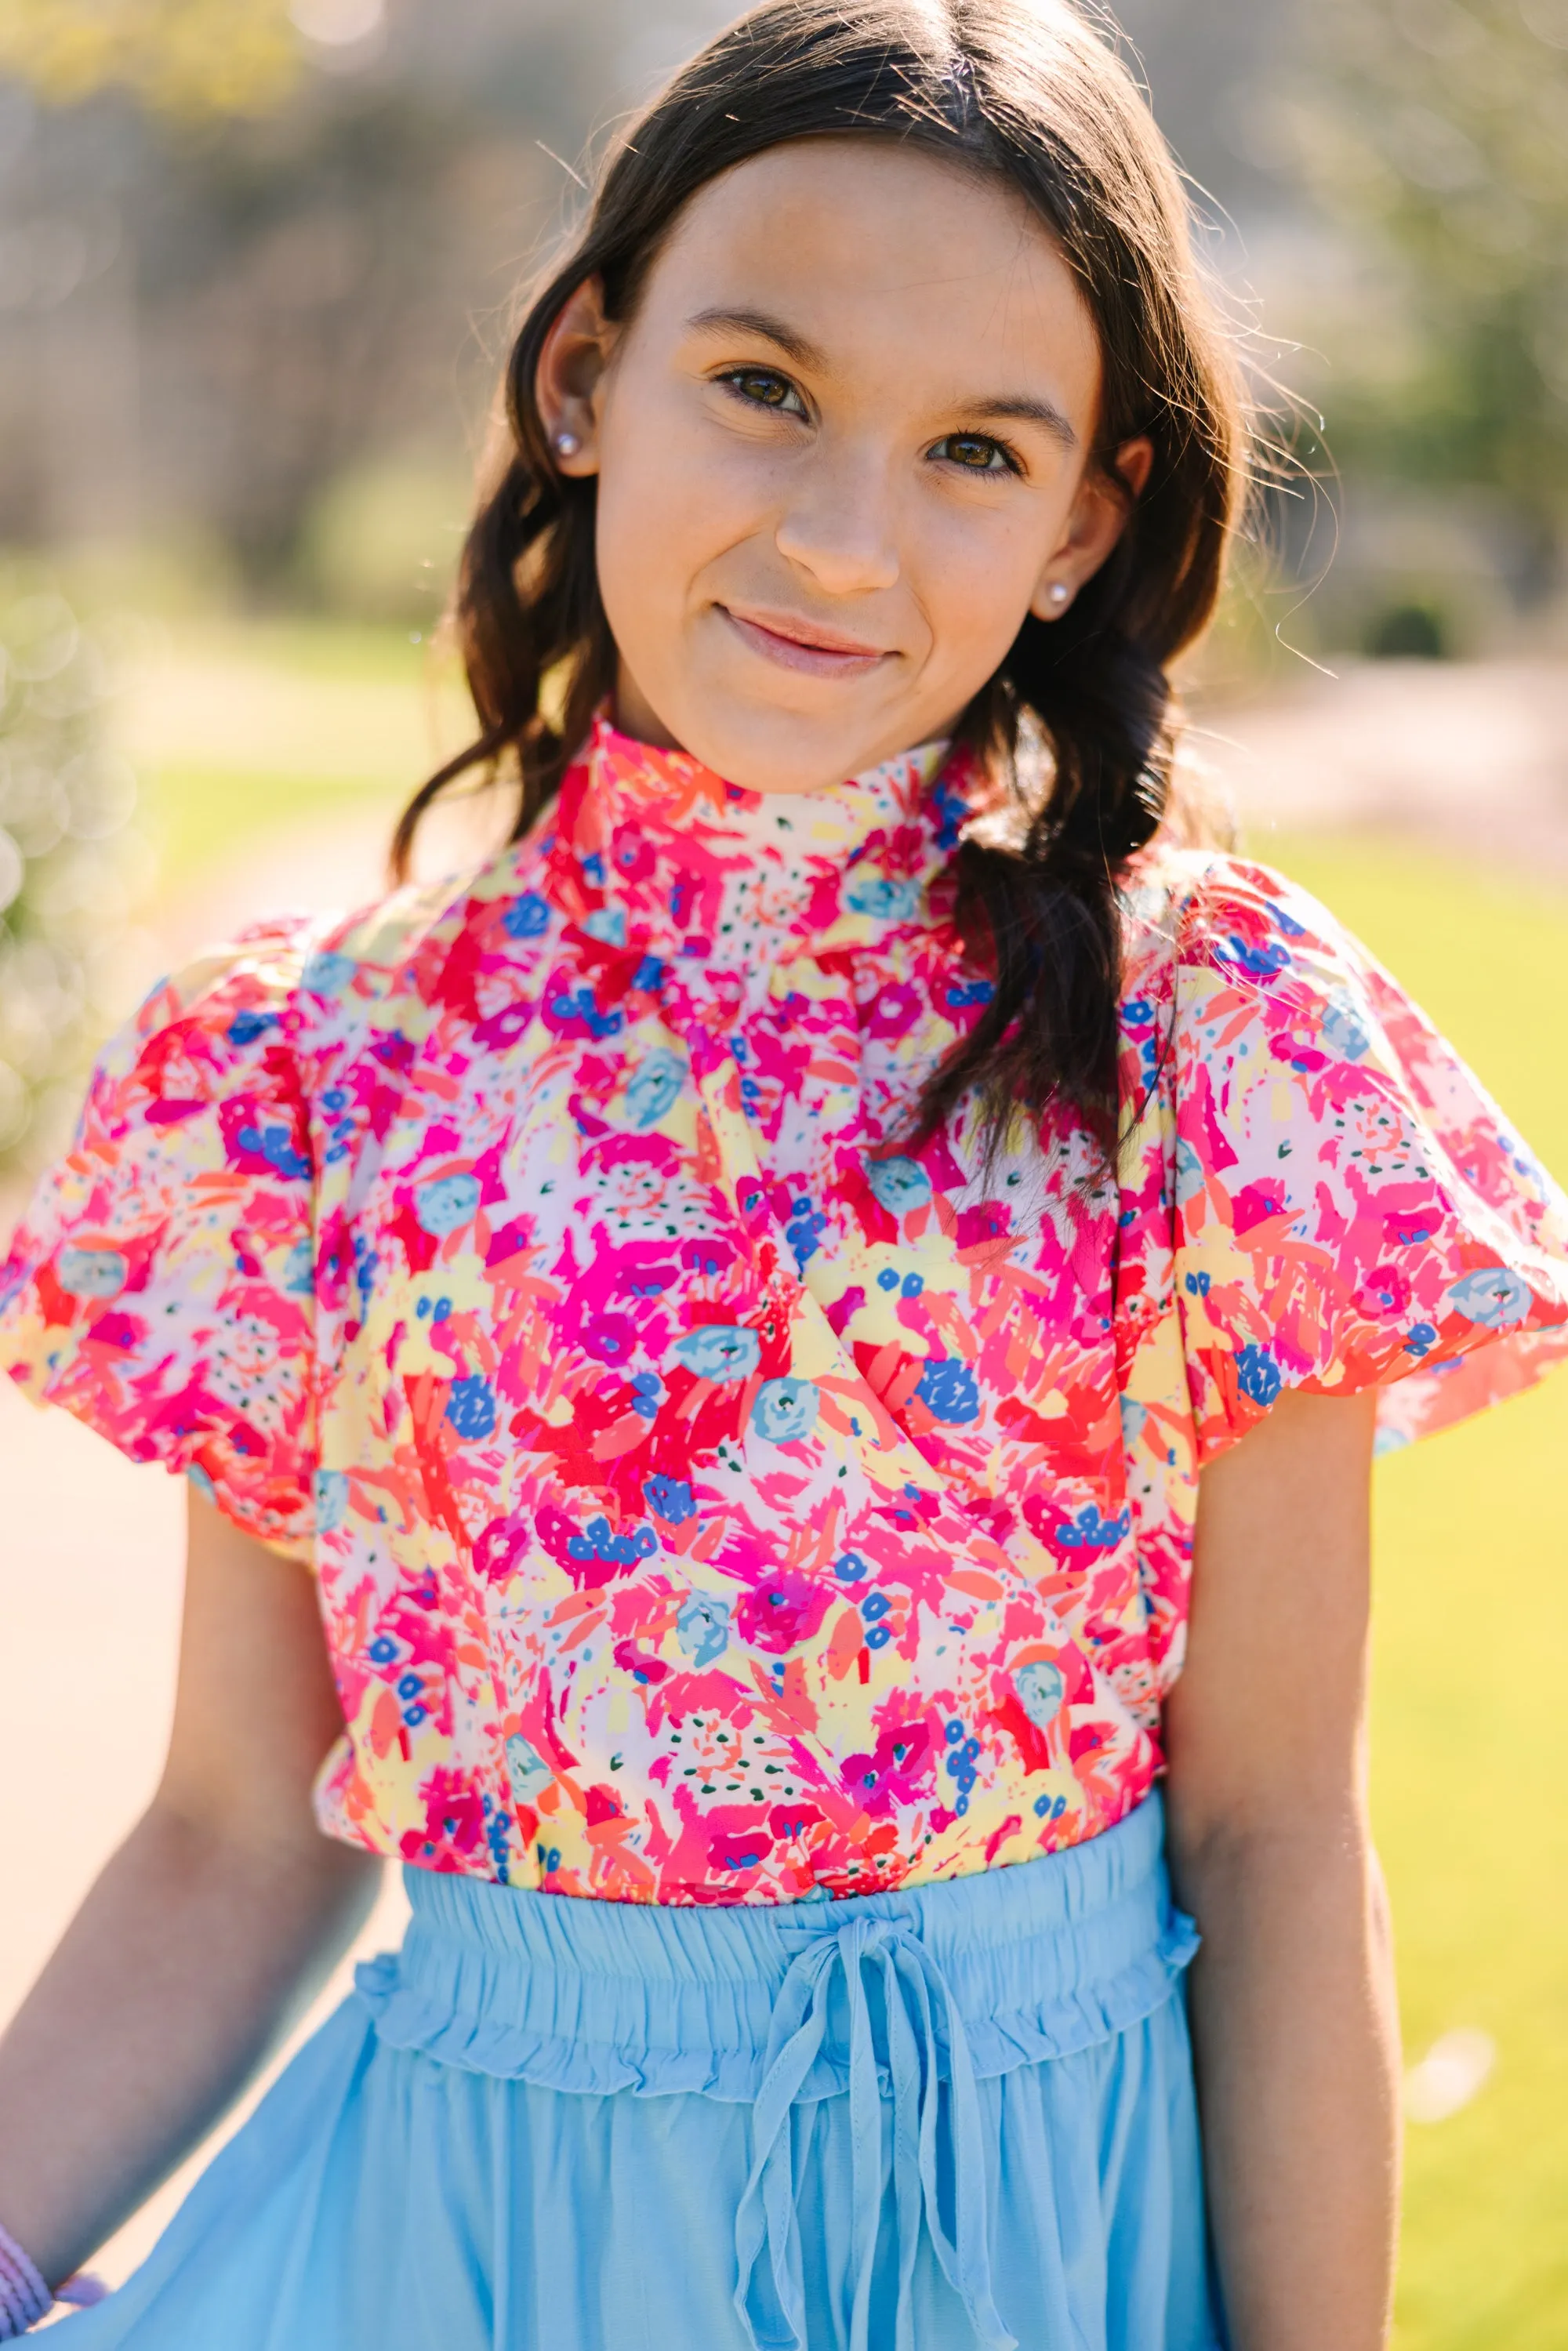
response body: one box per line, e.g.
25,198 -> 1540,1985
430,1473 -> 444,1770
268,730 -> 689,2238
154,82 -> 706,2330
1165,1386 -> 1399,2351
0,1493 -> 382,2288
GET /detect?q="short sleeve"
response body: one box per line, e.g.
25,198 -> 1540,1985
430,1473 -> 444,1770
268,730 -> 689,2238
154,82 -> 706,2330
0,918 -> 325,1554
1169,857 -> 1568,1460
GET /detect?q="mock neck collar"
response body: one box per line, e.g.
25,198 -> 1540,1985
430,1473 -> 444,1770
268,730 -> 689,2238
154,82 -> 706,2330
540,712 -> 975,970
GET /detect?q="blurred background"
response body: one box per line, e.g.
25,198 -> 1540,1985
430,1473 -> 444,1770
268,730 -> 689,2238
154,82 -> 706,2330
2,3 -> 1568,2343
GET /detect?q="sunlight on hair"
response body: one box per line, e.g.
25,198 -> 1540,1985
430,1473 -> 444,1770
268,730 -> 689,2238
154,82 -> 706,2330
1403,2029 -> 1496,2126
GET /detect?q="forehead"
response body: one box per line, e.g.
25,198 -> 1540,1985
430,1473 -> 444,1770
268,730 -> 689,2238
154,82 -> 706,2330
641,136 -> 1101,410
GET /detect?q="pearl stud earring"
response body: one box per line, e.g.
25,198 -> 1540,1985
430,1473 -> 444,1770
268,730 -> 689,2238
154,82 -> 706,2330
554,429 -> 582,459
1046,582 -> 1069,610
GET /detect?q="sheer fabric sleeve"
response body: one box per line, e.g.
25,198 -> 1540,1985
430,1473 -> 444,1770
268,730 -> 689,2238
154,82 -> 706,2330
0,918 -> 325,1555
1169,857 -> 1568,1460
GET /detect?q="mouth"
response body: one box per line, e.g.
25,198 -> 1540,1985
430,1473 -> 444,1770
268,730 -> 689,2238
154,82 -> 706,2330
716,603 -> 894,679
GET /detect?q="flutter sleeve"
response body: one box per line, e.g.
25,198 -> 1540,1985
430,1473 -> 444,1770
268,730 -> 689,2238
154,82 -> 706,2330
1169,856 -> 1568,1460
0,917 -> 326,1555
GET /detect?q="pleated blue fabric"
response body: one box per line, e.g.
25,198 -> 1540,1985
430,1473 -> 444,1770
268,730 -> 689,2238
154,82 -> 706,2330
50,1793 -> 1225,2351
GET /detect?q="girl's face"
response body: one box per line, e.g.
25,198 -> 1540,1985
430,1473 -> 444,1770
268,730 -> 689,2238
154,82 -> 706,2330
539,137 -> 1149,795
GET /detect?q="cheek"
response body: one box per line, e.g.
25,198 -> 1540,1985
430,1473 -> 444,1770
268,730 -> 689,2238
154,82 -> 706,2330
908,499 -> 1054,668
594,394 -> 760,648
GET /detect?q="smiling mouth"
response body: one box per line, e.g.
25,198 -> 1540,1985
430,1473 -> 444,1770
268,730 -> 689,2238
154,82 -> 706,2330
717,604 -> 893,678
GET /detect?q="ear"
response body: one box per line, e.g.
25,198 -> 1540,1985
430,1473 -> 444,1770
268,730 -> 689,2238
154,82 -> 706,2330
535,275 -> 619,476
1029,434 -> 1154,623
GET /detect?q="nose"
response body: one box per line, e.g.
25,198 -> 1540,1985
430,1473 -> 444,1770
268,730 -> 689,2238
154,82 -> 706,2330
773,443 -> 901,598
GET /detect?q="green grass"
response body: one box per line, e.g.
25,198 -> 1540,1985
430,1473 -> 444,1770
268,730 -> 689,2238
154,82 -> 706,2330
1259,832 -> 1568,2349
140,759 -> 412,889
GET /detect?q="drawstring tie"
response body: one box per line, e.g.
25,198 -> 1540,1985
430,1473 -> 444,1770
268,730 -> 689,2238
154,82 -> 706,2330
734,1910 -> 1018,2351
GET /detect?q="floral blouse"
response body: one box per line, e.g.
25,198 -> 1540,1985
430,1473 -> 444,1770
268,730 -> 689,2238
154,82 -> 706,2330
5,717 -> 1568,1904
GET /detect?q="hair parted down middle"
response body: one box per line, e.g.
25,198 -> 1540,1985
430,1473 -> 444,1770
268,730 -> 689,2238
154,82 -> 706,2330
394,0 -> 1250,1166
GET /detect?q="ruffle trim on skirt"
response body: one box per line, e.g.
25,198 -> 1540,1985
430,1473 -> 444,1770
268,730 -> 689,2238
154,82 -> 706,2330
351,1794 -> 1200,2102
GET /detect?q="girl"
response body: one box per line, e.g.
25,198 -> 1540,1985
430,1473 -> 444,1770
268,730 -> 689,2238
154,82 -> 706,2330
2,4 -> 1566,2346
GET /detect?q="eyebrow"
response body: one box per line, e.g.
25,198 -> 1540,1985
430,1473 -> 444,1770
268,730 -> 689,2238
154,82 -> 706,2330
960,394 -> 1078,451
687,305 -> 829,371
685,305 -> 1079,451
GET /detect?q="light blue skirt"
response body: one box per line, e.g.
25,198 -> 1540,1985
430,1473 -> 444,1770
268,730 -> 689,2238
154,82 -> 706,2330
53,1792 -> 1223,2350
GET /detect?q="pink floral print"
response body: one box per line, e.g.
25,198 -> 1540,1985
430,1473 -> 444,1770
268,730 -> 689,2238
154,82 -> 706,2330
4,716 -> 1566,1903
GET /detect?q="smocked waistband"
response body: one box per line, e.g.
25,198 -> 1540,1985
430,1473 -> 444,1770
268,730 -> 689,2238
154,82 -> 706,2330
354,1788 -> 1195,2103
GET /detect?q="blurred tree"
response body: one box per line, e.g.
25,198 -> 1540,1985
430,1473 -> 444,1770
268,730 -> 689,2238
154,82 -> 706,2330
1293,0 -> 1568,582
0,0 -> 301,120
0,574 -> 148,1168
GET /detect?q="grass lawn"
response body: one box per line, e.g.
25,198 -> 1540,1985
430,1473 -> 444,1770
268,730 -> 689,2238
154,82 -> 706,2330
123,627 -> 1568,2345
1260,833 -> 1568,2351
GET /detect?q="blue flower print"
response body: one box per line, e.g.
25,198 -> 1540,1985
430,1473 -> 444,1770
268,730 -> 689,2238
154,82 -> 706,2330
1403,1321 -> 1438,1359
281,1237 -> 315,1296
547,984 -> 622,1041
630,1371 -> 662,1421
445,1376 -> 497,1441
625,1048 -> 684,1130
834,1551 -> 869,1584
670,1324 -> 761,1382
416,1173 -> 481,1238
1057,1503 -> 1131,1552
56,1245 -> 127,1299
751,1377 -> 819,1443
1235,1344 -> 1283,1406
583,905 -> 628,949
1220,934 -> 1290,981
929,772 -> 969,851
302,949 -> 356,998
505,1732 -> 553,1804
1445,1268 -> 1533,1329
676,1591 -> 730,1668
314,1469 -> 349,1532
1174,1136 -> 1206,1208
644,1474 -> 697,1523
1014,1658 -> 1065,1729
866,1156 -> 931,1215
844,871 -> 922,920
785,1195 -> 829,1270
226,1008 -> 275,1047
914,1355 -> 981,1424
943,1718 -> 982,1812
238,1121 -> 310,1181
568,1516 -> 657,1569
1321,995 -> 1371,1062
354,1238 -> 379,1308
502,891 -> 551,940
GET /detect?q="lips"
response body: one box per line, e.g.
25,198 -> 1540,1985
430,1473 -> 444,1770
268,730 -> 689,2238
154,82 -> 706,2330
717,603 -> 893,678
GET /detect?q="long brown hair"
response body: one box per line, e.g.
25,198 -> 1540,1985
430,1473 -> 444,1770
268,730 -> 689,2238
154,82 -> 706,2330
394,0 -> 1248,1162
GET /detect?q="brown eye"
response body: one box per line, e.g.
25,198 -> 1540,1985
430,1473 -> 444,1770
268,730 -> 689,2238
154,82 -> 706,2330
724,368 -> 798,410
940,434 -> 1008,472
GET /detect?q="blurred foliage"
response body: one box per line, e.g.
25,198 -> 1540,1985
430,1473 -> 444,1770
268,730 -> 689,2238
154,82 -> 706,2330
1294,0 -> 1568,568
0,575 -> 148,1166
0,0 -> 303,121
296,447 -> 470,622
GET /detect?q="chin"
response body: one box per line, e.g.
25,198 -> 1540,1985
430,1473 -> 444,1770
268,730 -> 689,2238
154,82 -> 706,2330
661,686 -> 909,798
